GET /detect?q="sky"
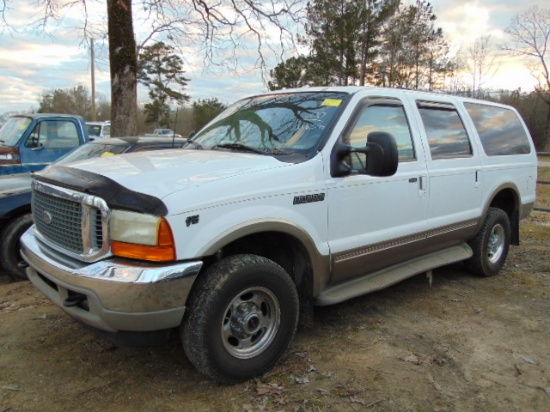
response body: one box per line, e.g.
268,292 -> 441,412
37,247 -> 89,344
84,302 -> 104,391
0,0 -> 544,115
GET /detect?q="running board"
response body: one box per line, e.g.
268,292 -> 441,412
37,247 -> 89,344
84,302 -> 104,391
315,243 -> 473,306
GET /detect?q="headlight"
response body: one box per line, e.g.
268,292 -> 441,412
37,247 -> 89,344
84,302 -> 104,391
110,210 -> 176,262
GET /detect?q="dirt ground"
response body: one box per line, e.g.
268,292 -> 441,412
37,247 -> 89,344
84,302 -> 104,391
1,170 -> 549,412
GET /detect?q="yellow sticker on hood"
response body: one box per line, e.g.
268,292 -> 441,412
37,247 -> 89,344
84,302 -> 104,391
323,98 -> 342,107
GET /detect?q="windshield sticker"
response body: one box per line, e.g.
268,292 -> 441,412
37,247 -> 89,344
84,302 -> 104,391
101,152 -> 115,157
322,99 -> 342,107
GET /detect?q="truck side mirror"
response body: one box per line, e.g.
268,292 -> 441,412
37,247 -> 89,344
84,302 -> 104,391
330,131 -> 398,178
364,131 -> 398,177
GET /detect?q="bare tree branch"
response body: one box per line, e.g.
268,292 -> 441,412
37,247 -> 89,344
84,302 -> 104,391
503,6 -> 550,101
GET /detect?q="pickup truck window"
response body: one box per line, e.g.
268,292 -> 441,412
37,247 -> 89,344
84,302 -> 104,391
464,103 -> 531,156
193,92 -> 348,158
418,106 -> 472,159
0,117 -> 31,146
26,120 -> 80,149
346,104 -> 415,170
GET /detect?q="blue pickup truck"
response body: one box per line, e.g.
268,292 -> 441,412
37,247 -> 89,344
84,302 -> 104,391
0,113 -> 89,175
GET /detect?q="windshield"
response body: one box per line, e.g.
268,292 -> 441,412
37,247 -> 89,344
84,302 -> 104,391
87,125 -> 102,137
55,142 -> 127,166
0,117 -> 32,147
192,92 -> 348,158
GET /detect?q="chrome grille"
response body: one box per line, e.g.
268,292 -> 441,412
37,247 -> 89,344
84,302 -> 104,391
33,191 -> 84,253
92,209 -> 104,249
31,180 -> 111,262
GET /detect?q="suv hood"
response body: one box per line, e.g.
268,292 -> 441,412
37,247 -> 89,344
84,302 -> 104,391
56,149 -> 291,199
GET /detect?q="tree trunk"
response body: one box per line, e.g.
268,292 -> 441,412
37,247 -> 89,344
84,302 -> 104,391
107,0 -> 138,137
545,103 -> 550,152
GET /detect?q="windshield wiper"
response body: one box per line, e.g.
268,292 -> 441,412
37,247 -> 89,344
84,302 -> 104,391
212,143 -> 265,155
183,139 -> 203,150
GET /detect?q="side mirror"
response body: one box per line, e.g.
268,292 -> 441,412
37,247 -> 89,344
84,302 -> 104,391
331,131 -> 398,178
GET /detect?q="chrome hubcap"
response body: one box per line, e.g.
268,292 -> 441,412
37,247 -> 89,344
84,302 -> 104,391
487,224 -> 505,264
221,287 -> 280,359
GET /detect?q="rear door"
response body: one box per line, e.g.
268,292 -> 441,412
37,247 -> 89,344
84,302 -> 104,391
326,96 -> 429,284
413,99 -> 482,248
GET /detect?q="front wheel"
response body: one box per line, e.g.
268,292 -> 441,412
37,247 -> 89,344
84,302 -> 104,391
0,214 -> 33,281
465,207 -> 511,277
181,254 -> 299,383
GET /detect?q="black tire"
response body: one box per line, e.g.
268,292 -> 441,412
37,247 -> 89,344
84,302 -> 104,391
465,207 -> 511,277
0,214 -> 33,281
181,254 -> 299,383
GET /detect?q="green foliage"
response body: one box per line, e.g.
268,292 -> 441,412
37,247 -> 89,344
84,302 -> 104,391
269,0 -> 450,90
268,56 -> 315,90
138,41 -> 190,127
38,86 -> 110,120
192,98 -> 227,131
381,0 -> 450,89
304,0 -> 363,86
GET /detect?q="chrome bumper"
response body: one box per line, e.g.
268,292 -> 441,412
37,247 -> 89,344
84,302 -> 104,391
21,226 -> 203,333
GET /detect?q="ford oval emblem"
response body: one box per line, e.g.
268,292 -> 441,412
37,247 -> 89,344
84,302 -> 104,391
42,211 -> 53,225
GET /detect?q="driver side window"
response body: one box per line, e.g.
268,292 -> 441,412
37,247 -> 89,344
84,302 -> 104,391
346,104 -> 415,170
24,121 -> 80,149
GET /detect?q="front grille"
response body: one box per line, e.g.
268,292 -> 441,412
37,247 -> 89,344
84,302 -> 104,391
33,190 -> 84,254
92,209 -> 103,249
31,181 -> 111,262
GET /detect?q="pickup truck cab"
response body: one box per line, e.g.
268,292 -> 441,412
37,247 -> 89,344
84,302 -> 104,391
0,113 -> 89,175
21,87 -> 537,383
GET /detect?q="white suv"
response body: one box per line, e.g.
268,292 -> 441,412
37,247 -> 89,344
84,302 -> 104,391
21,87 -> 537,383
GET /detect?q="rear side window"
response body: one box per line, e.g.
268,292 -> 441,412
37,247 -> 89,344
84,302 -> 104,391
417,103 -> 472,160
464,103 -> 531,156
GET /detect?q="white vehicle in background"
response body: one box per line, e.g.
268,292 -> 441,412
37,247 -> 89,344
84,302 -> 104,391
150,128 -> 182,138
87,121 -> 111,139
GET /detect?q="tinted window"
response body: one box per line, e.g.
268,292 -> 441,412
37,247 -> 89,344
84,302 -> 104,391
418,106 -> 471,159
464,103 -> 531,156
346,104 -> 415,170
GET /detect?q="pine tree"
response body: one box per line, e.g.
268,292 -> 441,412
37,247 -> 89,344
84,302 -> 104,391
138,42 -> 190,127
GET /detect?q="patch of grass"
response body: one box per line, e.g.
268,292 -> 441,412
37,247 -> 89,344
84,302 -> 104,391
521,222 -> 550,241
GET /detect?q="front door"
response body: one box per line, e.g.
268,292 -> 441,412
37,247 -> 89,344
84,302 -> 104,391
20,120 -> 81,172
326,97 -> 429,284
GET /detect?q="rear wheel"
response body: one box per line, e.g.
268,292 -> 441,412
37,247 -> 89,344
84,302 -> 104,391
465,207 -> 511,277
0,214 -> 33,281
181,254 -> 299,383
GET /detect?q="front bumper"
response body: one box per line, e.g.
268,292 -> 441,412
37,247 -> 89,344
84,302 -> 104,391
21,226 -> 203,333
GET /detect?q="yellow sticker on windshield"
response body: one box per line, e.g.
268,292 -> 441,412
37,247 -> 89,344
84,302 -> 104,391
101,152 -> 115,157
323,99 -> 342,107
